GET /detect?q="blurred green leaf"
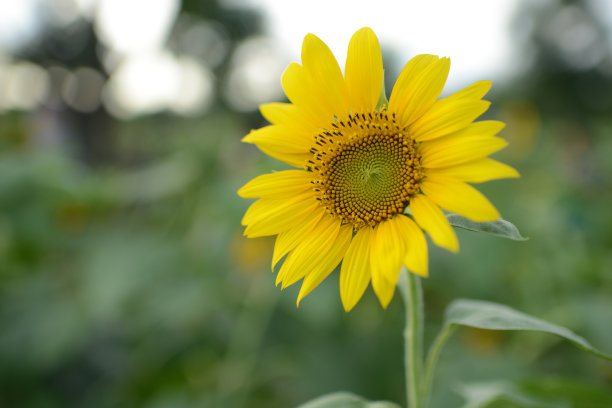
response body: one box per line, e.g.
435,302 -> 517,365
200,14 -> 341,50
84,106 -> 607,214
518,377 -> 612,408
445,300 -> 612,360
457,381 -> 563,408
297,392 -> 401,408
446,214 -> 528,241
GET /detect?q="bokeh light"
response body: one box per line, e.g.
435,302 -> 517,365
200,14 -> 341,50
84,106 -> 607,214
94,0 -> 179,55
224,36 -> 285,112
0,61 -> 49,110
102,51 -> 214,118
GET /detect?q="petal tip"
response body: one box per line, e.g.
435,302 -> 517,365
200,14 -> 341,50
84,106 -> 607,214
302,33 -> 322,50
349,27 -> 380,50
378,296 -> 392,309
410,266 -> 429,278
355,26 -> 375,36
340,286 -> 359,312
241,131 -> 256,144
476,212 -> 502,223
506,166 -> 521,179
342,301 -> 355,312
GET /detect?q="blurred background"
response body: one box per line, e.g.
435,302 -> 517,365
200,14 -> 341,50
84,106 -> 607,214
1,0 -> 611,407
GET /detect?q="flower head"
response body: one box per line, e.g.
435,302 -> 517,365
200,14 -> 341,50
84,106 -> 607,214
239,28 -> 518,311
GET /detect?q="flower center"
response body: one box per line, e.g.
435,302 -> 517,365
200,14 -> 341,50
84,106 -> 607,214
309,110 -> 423,228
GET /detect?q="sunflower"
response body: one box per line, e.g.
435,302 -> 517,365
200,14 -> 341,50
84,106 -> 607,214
238,27 -> 518,311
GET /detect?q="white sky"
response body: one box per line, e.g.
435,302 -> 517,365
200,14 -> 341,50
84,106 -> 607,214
0,0 -> 39,52
0,0 -> 522,114
0,0 -> 518,81
240,0 -> 519,92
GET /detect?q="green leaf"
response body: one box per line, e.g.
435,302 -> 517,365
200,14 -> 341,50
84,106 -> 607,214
459,377 -> 612,408
457,381 -> 562,408
445,214 -> 528,241
297,392 -> 401,408
444,299 -> 612,360
518,377 -> 612,408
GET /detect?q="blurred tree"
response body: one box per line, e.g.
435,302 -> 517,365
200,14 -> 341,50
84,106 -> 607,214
510,0 -> 612,118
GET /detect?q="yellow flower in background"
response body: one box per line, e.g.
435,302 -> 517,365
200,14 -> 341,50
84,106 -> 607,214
239,27 -> 518,311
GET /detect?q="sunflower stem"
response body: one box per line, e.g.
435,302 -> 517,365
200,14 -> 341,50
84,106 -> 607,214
421,324 -> 456,407
399,268 -> 424,408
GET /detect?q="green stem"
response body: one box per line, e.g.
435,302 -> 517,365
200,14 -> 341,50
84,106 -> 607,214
399,268 -> 424,408
421,324 -> 457,407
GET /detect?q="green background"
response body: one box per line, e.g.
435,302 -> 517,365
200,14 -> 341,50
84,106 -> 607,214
1,0 -> 611,407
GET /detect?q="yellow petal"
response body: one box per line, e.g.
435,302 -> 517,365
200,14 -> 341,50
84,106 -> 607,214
340,227 -> 372,311
272,207 -> 326,270
242,125 -> 312,154
410,81 -> 493,142
411,100 -> 490,142
282,62 -> 334,129
254,145 -> 309,168
370,217 -> 409,308
419,120 -> 508,168
371,269 -> 396,309
242,124 -> 311,167
344,27 -> 383,113
276,214 -> 341,288
388,55 -> 450,127
428,158 -> 520,183
301,34 -> 350,118
297,224 -> 353,306
439,119 -> 505,139
394,215 -> 429,277
260,103 -> 320,139
238,170 -> 313,199
421,175 -> 500,222
450,80 -> 492,100
422,137 -> 508,169
419,120 -> 507,169
242,194 -> 320,237
410,194 -> 459,253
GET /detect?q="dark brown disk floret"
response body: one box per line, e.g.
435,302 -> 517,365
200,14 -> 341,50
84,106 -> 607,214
309,109 -> 423,228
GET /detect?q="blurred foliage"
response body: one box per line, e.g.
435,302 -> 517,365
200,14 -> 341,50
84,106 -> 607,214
1,0 -> 612,407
